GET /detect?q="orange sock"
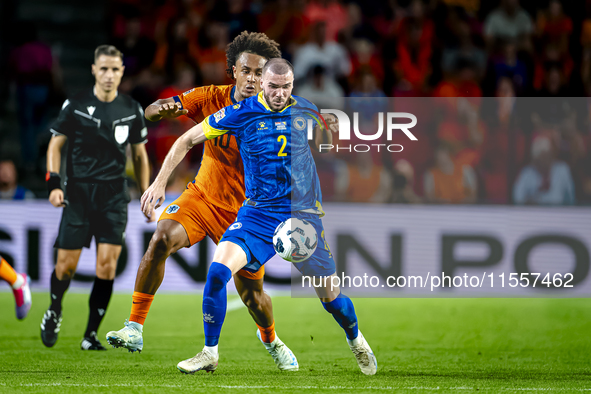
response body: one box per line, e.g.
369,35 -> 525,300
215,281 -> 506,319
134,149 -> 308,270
129,291 -> 154,325
0,257 -> 17,286
256,320 -> 276,344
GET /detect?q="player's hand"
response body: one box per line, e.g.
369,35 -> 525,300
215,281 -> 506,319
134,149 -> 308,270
158,102 -> 188,119
141,182 -> 166,220
144,207 -> 156,223
325,113 -> 338,134
49,189 -> 66,208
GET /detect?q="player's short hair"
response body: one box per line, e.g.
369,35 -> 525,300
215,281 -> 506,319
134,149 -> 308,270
94,45 -> 123,63
225,31 -> 281,79
262,58 -> 294,77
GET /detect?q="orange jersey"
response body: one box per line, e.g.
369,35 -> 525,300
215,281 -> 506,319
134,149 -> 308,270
175,85 -> 245,213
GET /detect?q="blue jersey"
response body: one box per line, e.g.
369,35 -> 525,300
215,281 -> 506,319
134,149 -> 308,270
202,92 -> 323,215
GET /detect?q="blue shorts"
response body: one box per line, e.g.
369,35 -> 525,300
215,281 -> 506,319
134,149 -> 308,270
220,206 -> 336,277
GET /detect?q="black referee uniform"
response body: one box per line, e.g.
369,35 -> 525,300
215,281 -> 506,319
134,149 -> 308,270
41,87 -> 148,350
50,88 -> 147,248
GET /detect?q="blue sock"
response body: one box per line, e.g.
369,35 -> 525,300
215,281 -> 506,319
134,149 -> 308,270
322,293 -> 359,340
203,262 -> 232,346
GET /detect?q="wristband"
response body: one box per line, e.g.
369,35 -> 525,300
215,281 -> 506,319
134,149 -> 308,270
46,172 -> 62,192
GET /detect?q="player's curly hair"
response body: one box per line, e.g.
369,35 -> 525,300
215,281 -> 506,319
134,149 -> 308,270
225,31 -> 281,79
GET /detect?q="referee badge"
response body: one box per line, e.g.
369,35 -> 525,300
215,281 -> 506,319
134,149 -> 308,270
114,125 -> 129,144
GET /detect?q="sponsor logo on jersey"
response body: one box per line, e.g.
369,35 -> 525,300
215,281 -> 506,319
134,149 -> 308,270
233,103 -> 241,110
229,222 -> 242,230
166,204 -> 180,214
87,106 -> 96,116
293,116 -> 306,130
275,121 -> 287,130
214,108 -> 226,122
183,88 -> 195,96
114,125 -> 129,144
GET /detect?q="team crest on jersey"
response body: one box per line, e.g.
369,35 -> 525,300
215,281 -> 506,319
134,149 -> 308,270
229,222 -> 242,230
87,106 -> 96,116
275,121 -> 287,130
293,116 -> 306,130
183,88 -> 195,96
166,204 -> 180,214
114,125 -> 129,144
214,108 -> 226,122
257,121 -> 268,130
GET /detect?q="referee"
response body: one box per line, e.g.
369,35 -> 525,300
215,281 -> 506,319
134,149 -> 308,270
41,45 -> 151,350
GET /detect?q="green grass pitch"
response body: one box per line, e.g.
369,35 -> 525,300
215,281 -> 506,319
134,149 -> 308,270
1,292 -> 591,393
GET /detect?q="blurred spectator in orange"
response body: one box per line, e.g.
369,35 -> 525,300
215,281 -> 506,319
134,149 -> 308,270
435,94 -> 486,169
513,136 -> 575,205
479,77 -> 525,203
293,21 -> 351,84
0,160 -> 35,200
258,0 -> 309,48
394,0 -> 434,93
8,22 -> 56,172
350,39 -> 384,86
389,159 -> 422,204
112,17 -> 156,77
535,0 -> 572,54
303,0 -> 349,42
295,65 -> 345,110
532,42 -> 573,91
152,17 -> 199,77
195,23 -> 233,85
484,0 -> 533,52
434,58 -> 482,99
423,145 -> 478,204
334,154 -> 392,203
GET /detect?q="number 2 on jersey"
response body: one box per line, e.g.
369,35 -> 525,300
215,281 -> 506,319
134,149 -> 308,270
277,135 -> 287,157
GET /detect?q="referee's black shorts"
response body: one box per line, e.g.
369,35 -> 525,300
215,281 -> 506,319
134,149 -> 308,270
54,179 -> 131,249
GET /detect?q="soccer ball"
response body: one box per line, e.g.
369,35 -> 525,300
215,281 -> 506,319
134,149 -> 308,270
273,218 -> 318,263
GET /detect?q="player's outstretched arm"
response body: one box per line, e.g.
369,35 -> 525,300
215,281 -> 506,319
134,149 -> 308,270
144,98 -> 188,122
46,135 -> 67,208
140,122 -> 208,218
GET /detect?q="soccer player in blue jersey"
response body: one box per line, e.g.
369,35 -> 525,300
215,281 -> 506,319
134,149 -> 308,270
141,58 -> 377,375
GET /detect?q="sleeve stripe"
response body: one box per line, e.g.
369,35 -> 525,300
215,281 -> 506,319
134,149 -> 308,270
173,96 -> 183,109
50,128 -> 65,136
202,117 -> 228,140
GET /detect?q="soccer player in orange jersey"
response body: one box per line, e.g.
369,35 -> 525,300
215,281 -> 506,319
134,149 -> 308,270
106,32 -> 299,370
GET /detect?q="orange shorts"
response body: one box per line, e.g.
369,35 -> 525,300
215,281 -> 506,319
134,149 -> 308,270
159,183 -> 264,280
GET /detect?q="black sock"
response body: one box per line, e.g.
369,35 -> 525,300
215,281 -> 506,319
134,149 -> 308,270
50,269 -> 71,315
84,277 -> 114,338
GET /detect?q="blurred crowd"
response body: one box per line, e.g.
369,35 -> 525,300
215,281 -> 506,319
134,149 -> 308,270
5,0 -> 591,206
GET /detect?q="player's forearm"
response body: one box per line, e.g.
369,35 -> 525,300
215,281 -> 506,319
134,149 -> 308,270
153,135 -> 193,186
